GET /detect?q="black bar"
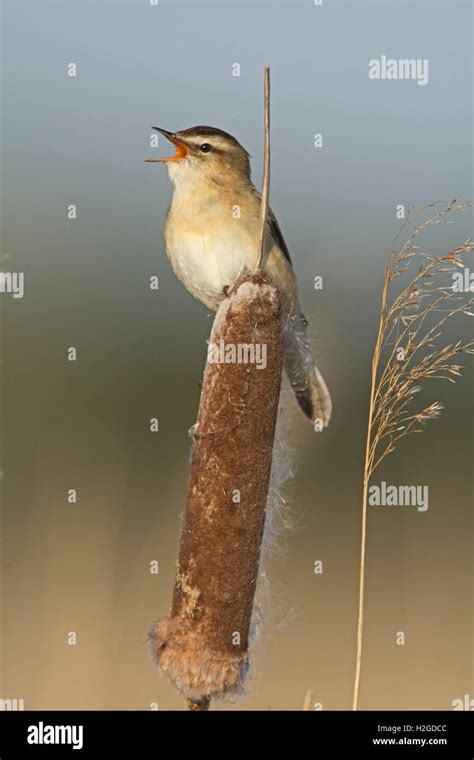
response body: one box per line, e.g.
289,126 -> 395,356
0,710 -> 472,757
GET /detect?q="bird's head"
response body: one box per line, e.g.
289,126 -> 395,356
145,126 -> 251,187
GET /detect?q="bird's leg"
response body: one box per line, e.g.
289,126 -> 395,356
223,265 -> 255,300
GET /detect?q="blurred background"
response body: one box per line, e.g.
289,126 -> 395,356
0,0 -> 472,710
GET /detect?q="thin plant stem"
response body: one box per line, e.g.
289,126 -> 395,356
352,265 -> 389,711
352,201 -> 473,710
256,65 -> 271,271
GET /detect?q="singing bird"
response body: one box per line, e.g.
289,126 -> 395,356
146,126 -> 332,426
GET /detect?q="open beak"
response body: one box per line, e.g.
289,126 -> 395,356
145,127 -> 188,163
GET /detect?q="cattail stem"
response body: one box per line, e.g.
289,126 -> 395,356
149,273 -> 283,708
187,697 -> 211,712
256,65 -> 270,271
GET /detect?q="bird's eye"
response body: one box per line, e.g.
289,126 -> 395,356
200,143 -> 212,153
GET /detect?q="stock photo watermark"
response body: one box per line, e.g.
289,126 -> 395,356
369,482 -> 429,512
452,267 -> 474,293
207,340 -> 267,370
27,722 -> 83,751
0,272 -> 24,299
0,698 -> 24,711
369,55 -> 429,86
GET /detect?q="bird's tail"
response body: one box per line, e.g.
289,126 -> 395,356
282,312 -> 332,427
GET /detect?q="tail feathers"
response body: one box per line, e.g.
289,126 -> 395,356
282,315 -> 332,427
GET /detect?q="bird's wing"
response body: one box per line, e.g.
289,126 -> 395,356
267,207 -> 292,265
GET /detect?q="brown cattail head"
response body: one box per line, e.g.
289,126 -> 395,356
149,273 -> 283,705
